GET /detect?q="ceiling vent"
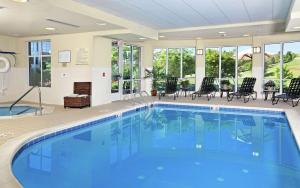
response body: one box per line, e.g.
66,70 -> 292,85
46,19 -> 80,28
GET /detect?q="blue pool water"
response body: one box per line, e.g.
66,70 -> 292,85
0,106 -> 37,116
12,104 -> 300,188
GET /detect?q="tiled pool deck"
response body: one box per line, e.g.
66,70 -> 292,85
0,96 -> 299,188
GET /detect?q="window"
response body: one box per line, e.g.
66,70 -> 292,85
168,48 -> 181,77
264,42 -> 300,92
132,46 -> 141,94
111,43 -> 141,95
153,48 -> 196,90
111,42 -> 119,93
221,47 -> 236,87
205,48 -> 219,78
182,48 -> 196,89
264,43 -> 281,90
238,45 -> 253,87
283,42 -> 300,89
28,40 -> 51,87
205,46 -> 253,91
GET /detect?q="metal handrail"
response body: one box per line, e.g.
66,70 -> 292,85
9,86 -> 42,116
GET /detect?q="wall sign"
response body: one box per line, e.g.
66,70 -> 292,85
76,48 -> 89,65
58,50 -> 71,63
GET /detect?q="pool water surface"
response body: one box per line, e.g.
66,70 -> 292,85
12,104 -> 300,188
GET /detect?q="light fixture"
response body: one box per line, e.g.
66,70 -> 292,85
96,23 -> 107,26
45,27 -> 56,31
159,35 -> 165,38
196,49 -> 204,55
195,39 -> 203,55
243,34 -> 250,37
293,26 -> 300,29
218,31 -> 226,34
12,0 -> 29,2
253,46 -> 261,54
139,37 -> 146,40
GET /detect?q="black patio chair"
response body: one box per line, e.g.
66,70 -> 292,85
191,77 -> 216,101
227,77 -> 257,103
272,78 -> 300,107
159,77 -> 178,100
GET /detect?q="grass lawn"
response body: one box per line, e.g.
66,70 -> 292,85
265,57 -> 300,78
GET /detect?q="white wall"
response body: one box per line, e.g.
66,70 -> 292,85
0,35 -> 22,103
13,33 -> 94,105
91,37 -> 112,106
0,33 -> 113,106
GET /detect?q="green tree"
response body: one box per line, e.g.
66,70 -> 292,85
221,50 -> 235,78
205,48 -> 219,77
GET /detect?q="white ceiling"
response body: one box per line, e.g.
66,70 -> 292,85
286,0 -> 300,32
75,0 -> 292,30
0,0 -> 124,37
0,0 -> 298,40
160,21 -> 286,40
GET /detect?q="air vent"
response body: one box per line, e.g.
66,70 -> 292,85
46,19 -> 80,28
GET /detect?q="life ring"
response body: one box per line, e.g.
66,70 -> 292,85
0,56 -> 10,73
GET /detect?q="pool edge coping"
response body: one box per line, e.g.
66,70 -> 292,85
0,102 -> 299,188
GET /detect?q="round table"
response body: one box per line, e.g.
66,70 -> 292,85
263,89 -> 279,100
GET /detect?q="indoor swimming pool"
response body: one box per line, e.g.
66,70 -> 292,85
12,104 -> 300,188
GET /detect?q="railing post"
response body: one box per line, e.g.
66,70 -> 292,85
38,87 -> 42,116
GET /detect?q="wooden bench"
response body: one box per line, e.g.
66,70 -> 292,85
64,82 -> 91,108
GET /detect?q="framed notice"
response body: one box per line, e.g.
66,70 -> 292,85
58,50 -> 71,63
76,48 -> 89,65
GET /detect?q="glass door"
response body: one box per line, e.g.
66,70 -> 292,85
111,42 -> 141,101
111,41 -> 122,101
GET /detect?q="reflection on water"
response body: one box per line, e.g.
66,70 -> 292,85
13,107 -> 300,188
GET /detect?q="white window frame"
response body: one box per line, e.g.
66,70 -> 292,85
204,45 -> 253,92
28,40 -> 51,87
263,41 -> 300,93
122,44 -> 142,95
154,47 -> 196,80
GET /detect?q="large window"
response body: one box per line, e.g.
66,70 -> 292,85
238,45 -> 253,86
205,46 -> 253,91
264,42 -> 300,92
168,48 -> 181,77
205,48 -> 219,78
153,48 -> 196,89
221,47 -> 236,86
28,40 -> 51,87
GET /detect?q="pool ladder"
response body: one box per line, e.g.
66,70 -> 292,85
132,91 -> 153,106
9,86 -> 42,116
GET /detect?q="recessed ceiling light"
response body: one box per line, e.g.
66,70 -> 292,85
45,27 -> 55,31
12,33 -> 20,37
159,35 -> 165,38
218,31 -> 226,34
293,26 -> 300,29
139,37 -> 146,40
96,23 -> 107,26
243,34 -> 250,37
12,0 -> 29,3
